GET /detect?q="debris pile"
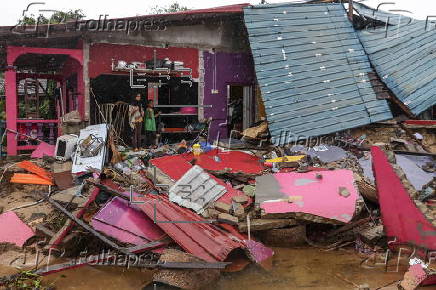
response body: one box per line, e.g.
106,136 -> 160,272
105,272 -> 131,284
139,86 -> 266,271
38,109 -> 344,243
0,120 -> 435,289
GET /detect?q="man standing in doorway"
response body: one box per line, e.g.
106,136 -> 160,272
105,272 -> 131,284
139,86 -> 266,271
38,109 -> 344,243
129,93 -> 144,151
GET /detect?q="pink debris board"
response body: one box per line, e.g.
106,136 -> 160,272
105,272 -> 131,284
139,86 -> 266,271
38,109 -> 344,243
31,142 -> 55,158
92,197 -> 166,246
0,212 -> 34,247
257,169 -> 358,223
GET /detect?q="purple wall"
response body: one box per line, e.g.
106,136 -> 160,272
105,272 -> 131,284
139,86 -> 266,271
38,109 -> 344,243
203,51 -> 255,143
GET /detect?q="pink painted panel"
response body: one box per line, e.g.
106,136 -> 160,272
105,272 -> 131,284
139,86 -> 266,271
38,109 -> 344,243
260,169 -> 358,223
0,212 -> 34,247
92,197 -> 166,244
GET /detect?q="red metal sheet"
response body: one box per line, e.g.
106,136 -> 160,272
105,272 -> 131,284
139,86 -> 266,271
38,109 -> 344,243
137,194 -> 245,262
403,120 -> 436,126
371,146 -> 436,253
150,149 -> 264,178
91,197 -> 166,246
150,151 -> 254,205
193,149 -> 264,175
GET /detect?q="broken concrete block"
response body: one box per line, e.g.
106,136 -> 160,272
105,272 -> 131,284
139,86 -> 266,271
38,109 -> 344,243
238,219 -> 297,232
258,225 -> 307,247
243,185 -> 255,197
233,202 -> 245,218
217,213 -> 238,225
205,208 -> 220,219
232,195 -> 250,204
214,201 -> 232,213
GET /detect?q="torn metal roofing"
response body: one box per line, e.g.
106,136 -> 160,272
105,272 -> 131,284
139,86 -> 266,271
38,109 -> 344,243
243,3 -> 392,142
169,165 -> 227,213
354,3 -> 436,115
138,194 -> 245,262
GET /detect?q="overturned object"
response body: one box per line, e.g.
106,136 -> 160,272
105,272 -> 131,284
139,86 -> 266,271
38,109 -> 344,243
169,165 -> 226,214
55,134 -> 78,161
72,124 -> 108,174
256,169 -> 359,224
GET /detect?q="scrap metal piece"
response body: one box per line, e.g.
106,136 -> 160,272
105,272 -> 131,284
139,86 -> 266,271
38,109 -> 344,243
169,165 -> 226,214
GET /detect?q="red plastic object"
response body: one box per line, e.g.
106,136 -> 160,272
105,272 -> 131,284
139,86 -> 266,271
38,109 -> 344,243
371,146 -> 436,253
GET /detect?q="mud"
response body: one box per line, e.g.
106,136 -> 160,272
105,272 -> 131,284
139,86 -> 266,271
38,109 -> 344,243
0,247 -> 415,290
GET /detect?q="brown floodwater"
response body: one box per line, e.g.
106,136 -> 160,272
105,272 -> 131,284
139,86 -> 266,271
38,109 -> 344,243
0,247 -> 419,289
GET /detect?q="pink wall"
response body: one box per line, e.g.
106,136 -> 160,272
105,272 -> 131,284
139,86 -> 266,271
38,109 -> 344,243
5,46 -> 83,155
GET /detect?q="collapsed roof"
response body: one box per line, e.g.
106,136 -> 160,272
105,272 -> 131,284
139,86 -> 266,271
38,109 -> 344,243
243,3 -> 393,142
354,2 -> 436,115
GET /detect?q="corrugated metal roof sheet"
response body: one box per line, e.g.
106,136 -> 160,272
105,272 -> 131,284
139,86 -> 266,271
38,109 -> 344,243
354,3 -> 436,115
169,165 -> 227,213
138,194 -> 245,262
243,3 -> 392,142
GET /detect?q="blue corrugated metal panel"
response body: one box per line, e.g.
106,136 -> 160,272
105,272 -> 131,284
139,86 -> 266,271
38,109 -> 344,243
354,3 -> 436,115
243,3 -> 392,142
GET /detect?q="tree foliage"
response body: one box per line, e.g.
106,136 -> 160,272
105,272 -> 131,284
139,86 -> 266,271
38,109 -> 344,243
19,9 -> 85,25
150,2 -> 189,14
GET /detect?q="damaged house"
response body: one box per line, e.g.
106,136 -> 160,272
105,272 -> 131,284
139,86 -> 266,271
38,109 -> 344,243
0,4 -> 260,156
0,2 -> 435,289
0,2 -> 434,155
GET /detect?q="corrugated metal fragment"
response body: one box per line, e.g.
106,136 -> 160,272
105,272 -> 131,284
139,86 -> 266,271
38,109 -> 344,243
169,165 -> 227,213
138,194 -> 245,262
354,3 -> 436,115
243,3 -> 392,142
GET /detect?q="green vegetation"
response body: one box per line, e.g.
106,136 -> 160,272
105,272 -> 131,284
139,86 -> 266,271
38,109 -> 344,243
19,9 -> 85,25
150,2 -> 189,14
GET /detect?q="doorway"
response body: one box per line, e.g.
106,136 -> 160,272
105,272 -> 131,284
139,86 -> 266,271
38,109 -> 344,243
227,84 -> 254,133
